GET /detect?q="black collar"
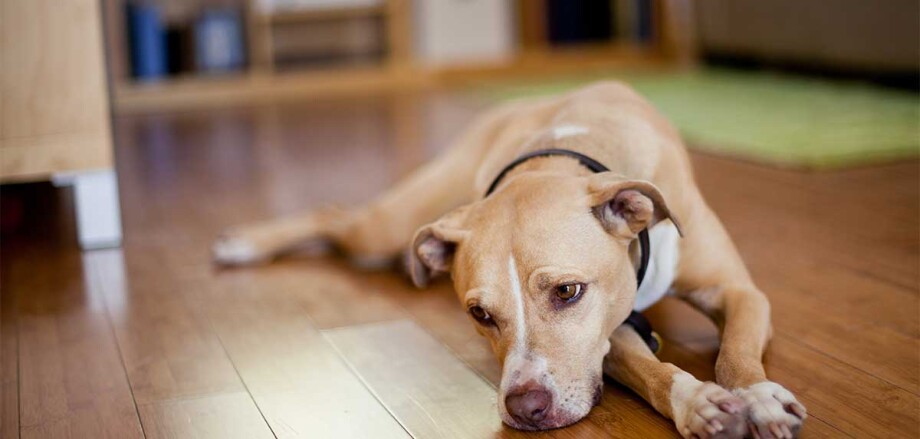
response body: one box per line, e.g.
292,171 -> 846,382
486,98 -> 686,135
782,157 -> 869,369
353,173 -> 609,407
485,148 -> 660,353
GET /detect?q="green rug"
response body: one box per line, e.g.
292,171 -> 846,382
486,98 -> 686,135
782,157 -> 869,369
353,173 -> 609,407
479,68 -> 919,169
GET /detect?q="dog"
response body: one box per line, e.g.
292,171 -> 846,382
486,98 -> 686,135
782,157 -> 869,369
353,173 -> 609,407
212,82 -> 807,438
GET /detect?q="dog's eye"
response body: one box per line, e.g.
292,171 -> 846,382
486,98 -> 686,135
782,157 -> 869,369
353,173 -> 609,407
468,305 -> 493,325
555,283 -> 586,302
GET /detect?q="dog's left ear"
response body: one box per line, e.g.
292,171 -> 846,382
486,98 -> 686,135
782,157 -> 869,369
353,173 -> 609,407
588,173 -> 683,240
406,207 -> 470,288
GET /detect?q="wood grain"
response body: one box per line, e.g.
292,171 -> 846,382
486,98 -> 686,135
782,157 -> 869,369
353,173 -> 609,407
323,319 -> 507,438
271,262 -> 409,330
84,250 -> 246,405
0,250 -> 20,439
138,392 -> 274,439
9,247 -> 143,438
197,271 -> 411,438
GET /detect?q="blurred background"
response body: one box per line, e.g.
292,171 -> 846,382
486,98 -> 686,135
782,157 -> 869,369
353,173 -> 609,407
0,1 -> 918,438
4,0 -> 919,189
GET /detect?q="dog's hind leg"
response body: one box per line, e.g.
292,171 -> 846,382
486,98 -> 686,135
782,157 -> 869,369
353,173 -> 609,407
212,103 -> 520,266
604,325 -> 749,438
211,205 -> 352,266
672,203 -> 807,438
212,148 -> 481,266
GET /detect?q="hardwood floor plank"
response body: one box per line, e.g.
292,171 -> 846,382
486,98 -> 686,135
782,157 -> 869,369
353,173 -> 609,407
12,248 -> 143,438
266,261 -> 409,330
138,392 -> 274,439
749,251 -> 918,339
1,255 -> 20,439
356,275 -> 507,385
693,155 -> 919,291
765,338 -> 919,439
767,285 -> 919,394
84,250 -> 246,404
200,272 -> 410,438
323,319 -> 507,438
252,392 -> 407,439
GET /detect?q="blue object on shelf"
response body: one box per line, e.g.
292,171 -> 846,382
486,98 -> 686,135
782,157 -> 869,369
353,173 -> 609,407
195,9 -> 245,73
127,3 -> 167,81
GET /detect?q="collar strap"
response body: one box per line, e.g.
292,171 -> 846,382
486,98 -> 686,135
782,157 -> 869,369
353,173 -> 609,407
485,148 -> 610,196
485,148 -> 659,353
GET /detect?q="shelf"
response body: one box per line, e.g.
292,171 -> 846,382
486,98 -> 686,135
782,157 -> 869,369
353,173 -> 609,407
259,4 -> 386,24
113,65 -> 426,112
112,42 -> 675,113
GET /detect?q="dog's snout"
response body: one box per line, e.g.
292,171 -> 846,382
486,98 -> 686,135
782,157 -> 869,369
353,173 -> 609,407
505,386 -> 552,426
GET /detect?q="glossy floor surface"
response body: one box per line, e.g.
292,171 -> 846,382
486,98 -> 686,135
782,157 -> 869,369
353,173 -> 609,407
2,92 -> 918,438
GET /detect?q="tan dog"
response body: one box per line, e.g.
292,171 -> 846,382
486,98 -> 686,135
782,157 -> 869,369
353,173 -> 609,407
213,82 -> 807,438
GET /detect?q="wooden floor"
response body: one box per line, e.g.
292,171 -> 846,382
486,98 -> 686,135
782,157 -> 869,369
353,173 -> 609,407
1,92 -> 918,438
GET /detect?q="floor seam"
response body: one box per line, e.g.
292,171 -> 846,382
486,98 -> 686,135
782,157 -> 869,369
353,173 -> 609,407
190,285 -> 281,439
321,330 -> 417,439
85,252 -> 150,439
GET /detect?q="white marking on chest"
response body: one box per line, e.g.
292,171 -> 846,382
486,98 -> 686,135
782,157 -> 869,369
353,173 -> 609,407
551,124 -> 590,140
508,256 -> 527,350
633,222 -> 681,311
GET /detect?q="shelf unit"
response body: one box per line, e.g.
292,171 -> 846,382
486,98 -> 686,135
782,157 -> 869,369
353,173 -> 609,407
104,0 -> 695,112
246,0 -> 410,73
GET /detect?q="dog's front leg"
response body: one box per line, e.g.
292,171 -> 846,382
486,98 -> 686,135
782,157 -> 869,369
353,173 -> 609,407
675,205 -> 807,438
604,325 -> 749,438
680,285 -> 807,439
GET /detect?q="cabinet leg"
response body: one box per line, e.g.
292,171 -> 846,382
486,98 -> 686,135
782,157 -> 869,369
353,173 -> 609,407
72,170 -> 123,250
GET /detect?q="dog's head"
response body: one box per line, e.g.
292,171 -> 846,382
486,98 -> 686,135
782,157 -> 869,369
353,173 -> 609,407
408,169 -> 679,430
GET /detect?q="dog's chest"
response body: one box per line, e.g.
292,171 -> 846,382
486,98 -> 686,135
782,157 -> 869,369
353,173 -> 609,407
633,222 -> 681,311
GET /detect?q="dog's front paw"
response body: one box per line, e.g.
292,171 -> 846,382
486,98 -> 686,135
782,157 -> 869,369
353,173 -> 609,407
672,375 -> 749,439
733,381 -> 806,439
212,231 -> 271,265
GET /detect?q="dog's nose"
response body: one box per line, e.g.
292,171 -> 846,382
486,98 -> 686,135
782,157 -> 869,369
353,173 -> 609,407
505,386 -> 552,425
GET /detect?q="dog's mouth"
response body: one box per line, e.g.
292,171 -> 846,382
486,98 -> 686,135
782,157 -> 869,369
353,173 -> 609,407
500,404 -> 592,431
501,409 -> 579,431
499,383 -> 603,431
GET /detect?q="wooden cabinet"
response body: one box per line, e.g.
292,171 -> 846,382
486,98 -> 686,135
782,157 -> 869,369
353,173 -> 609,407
1,0 -> 113,180
1,0 -> 122,248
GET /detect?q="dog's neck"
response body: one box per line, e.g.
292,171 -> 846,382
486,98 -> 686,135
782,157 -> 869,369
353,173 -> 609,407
491,155 -> 595,195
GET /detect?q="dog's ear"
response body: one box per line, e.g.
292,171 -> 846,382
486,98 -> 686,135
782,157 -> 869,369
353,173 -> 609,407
407,208 -> 470,288
588,173 -> 683,240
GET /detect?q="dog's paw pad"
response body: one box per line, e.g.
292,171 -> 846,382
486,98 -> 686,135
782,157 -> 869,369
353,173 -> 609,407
734,381 -> 806,439
212,233 -> 268,265
675,379 -> 749,439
